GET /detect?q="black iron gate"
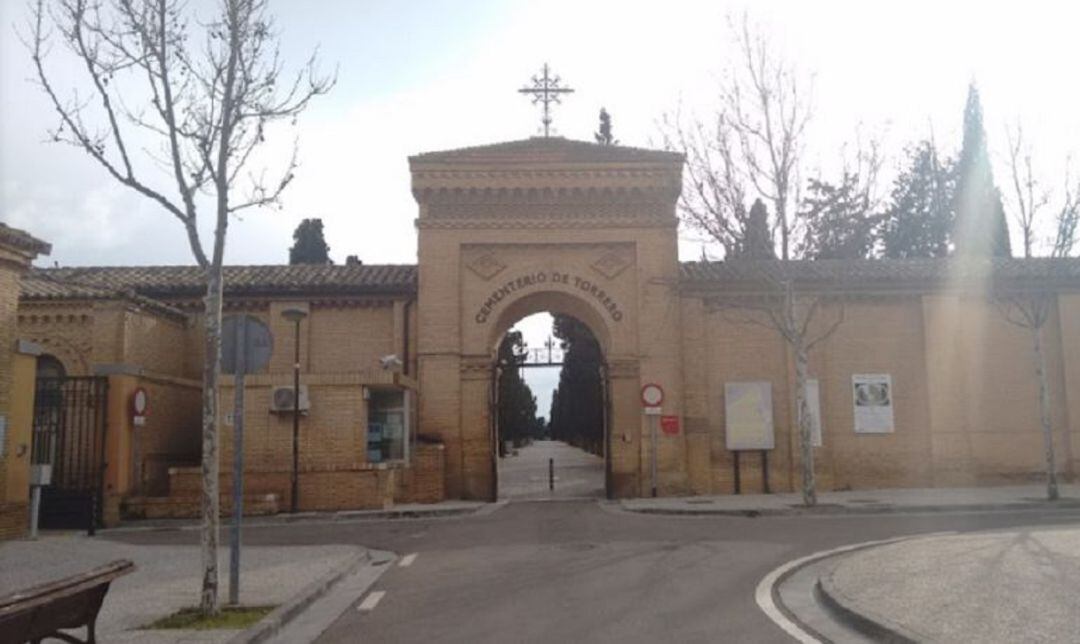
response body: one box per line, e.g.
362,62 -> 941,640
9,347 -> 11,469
32,376 -> 109,531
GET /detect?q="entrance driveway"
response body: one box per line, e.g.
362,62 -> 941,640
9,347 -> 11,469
498,439 -> 604,500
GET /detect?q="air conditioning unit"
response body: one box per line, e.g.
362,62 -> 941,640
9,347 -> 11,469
270,385 -> 310,413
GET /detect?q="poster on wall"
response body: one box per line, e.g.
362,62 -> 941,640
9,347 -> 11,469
725,382 -> 774,450
803,379 -> 823,447
852,374 -> 894,433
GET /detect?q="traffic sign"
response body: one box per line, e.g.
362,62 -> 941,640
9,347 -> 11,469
641,383 -> 664,407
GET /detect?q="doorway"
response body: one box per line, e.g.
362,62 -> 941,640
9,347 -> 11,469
493,313 -> 608,501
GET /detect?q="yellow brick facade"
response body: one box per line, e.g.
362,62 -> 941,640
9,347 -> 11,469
9,138 -> 1080,522
1,225 -> 49,538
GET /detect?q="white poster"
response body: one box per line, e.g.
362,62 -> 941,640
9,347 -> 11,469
853,374 -> 894,433
803,379 -> 823,447
725,382 -> 775,450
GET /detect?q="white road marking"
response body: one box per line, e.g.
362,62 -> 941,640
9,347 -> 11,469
357,590 -> 385,612
753,532 -> 954,643
399,553 -> 418,567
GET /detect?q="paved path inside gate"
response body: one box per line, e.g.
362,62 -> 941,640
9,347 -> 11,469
498,439 -> 604,500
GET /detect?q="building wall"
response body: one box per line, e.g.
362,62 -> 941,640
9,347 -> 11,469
1,237 -> 44,539
17,301 -> 188,378
681,290 -> 1079,493
0,266 -> 24,538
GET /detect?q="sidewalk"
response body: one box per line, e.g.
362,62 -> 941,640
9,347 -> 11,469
818,526 -> 1080,642
0,535 -> 364,643
621,484 -> 1080,516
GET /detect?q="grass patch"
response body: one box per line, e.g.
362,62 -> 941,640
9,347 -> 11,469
145,605 -> 276,630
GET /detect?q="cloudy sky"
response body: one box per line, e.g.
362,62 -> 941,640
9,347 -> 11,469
3,0 -> 1079,412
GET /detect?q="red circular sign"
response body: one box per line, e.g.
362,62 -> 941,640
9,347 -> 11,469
640,383 -> 664,407
131,387 -> 149,417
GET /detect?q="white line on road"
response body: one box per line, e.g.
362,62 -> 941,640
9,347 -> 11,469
357,590 -> 385,612
753,532 -> 954,643
399,553 -> 418,567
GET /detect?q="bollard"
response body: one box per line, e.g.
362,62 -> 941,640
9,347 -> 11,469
549,458 -> 554,491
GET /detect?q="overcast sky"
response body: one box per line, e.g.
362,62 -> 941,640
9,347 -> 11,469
3,0 -> 1079,413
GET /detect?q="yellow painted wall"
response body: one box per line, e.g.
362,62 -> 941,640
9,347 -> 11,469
3,352 -> 36,504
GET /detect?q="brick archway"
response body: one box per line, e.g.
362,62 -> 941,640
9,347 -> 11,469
412,137 -> 687,501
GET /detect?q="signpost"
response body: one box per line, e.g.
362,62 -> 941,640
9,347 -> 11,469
641,383 -> 664,498
221,314 -> 272,605
131,387 -> 148,426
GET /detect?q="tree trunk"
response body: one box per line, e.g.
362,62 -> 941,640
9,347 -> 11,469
199,263 -> 224,615
794,342 -> 816,506
1032,324 -> 1058,501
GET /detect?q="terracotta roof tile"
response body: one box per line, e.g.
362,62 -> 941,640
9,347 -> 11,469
22,264 -> 418,300
0,223 -> 51,255
678,257 -> 1080,288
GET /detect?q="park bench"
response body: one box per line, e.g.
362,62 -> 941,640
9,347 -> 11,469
0,559 -> 134,644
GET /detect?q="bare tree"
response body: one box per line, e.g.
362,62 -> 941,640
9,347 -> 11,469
998,122 -> 1079,500
707,269 -> 844,506
28,0 -> 332,614
661,13 -> 812,260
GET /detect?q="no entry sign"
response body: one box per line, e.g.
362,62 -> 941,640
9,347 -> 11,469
641,383 -> 664,407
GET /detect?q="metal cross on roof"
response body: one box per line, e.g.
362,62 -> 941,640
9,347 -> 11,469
518,63 -> 574,137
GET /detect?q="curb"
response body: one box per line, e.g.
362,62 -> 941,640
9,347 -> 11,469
621,499 -> 1080,518
815,570 -> 923,643
226,548 -> 371,644
106,504 -> 488,533
755,534 -> 919,643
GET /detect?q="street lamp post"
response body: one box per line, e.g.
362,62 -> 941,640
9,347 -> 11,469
281,307 -> 308,513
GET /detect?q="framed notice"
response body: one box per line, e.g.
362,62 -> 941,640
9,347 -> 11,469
803,379 -> 823,447
853,374 -> 894,433
725,382 -> 774,450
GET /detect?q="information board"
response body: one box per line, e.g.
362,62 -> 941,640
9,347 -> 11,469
724,382 -> 774,450
853,373 -> 894,433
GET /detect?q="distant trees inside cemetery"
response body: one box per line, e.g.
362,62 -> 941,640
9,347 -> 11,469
662,14 -> 1076,263
290,218 -> 333,265
548,315 -> 604,457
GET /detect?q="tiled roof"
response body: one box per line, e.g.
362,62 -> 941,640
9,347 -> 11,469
0,223 -> 51,255
679,257 -> 1080,288
20,271 -> 188,320
22,264 -> 418,300
410,137 -> 683,165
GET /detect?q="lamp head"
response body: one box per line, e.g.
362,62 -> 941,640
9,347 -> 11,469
281,307 -> 308,324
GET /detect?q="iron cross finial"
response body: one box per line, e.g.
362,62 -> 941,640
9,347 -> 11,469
518,63 -> 574,137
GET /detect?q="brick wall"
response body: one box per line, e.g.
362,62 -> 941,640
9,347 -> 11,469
684,291 -> 1079,494
396,443 -> 446,504
0,268 -> 18,504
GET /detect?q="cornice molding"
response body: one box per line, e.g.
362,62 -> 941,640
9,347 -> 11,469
417,216 -> 677,230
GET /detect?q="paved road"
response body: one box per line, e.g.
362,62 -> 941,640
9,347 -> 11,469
498,440 -> 604,500
106,500 -> 1080,643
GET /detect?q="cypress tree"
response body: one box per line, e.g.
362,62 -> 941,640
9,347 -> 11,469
549,315 -> 604,455
496,330 -> 538,450
289,218 -> 333,265
595,108 -> 617,145
953,84 -> 1011,257
731,199 -> 776,259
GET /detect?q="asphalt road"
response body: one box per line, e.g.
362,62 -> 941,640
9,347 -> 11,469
106,501 -> 1080,643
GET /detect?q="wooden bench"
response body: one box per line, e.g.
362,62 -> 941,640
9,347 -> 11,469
0,559 -> 134,644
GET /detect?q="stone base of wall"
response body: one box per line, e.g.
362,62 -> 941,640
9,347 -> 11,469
122,493 -> 280,520
0,502 -> 28,540
164,466 -> 399,512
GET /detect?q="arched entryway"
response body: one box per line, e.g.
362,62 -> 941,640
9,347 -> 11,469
491,310 -> 610,500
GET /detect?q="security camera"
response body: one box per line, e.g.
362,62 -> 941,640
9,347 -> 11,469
379,354 -> 403,370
